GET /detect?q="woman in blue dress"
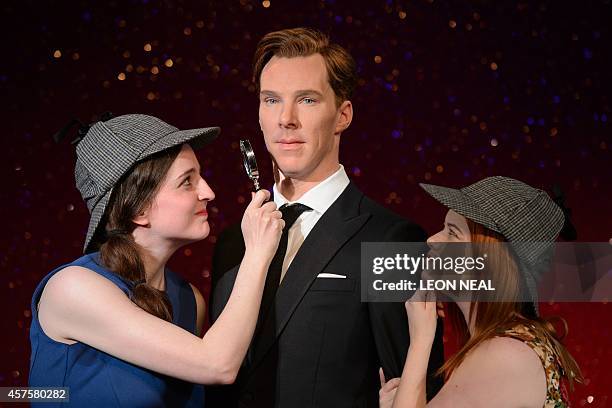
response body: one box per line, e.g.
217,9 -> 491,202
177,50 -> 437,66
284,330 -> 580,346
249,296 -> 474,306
29,114 -> 284,407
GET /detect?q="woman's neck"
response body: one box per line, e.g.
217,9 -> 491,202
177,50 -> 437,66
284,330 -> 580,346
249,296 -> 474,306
457,301 -> 476,336
133,233 -> 178,291
140,250 -> 168,290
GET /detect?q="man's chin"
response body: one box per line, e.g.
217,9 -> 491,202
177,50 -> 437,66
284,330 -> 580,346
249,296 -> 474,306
277,169 -> 305,181
274,161 -> 308,180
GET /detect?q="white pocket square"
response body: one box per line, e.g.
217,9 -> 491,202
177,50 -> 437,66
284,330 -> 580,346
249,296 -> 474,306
316,273 -> 346,279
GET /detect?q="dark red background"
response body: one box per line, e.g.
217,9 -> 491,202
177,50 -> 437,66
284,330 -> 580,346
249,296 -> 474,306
2,1 -> 610,406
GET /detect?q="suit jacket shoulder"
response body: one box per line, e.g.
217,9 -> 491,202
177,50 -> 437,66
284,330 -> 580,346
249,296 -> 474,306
356,186 -> 427,242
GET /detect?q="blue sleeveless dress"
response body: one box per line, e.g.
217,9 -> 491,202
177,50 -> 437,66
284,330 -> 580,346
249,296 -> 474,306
29,252 -> 205,407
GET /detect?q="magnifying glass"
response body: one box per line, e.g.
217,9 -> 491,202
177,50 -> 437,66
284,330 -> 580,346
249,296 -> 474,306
239,139 -> 261,192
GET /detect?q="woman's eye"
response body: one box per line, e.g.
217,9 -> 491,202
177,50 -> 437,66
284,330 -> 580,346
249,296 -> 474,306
182,177 -> 192,186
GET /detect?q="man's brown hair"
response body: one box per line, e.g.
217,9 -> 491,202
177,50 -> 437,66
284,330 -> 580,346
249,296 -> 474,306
252,27 -> 357,106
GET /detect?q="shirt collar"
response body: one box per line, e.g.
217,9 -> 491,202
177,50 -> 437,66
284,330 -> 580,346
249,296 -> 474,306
273,164 -> 350,214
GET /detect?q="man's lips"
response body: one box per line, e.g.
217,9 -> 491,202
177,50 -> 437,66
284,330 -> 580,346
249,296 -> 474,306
278,138 -> 304,143
277,139 -> 305,150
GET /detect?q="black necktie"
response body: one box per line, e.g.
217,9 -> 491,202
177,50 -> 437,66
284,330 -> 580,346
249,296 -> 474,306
259,203 -> 312,319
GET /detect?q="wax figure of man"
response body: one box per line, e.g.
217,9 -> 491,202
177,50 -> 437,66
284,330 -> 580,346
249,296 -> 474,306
207,28 -> 444,407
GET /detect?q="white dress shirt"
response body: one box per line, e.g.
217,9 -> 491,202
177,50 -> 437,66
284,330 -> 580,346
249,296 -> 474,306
273,164 -> 350,281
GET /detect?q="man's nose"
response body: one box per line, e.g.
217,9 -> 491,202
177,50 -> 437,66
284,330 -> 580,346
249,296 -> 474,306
279,102 -> 299,129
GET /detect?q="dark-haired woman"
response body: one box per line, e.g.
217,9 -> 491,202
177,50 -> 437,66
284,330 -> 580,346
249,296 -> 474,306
29,114 -> 284,406
380,177 -> 582,408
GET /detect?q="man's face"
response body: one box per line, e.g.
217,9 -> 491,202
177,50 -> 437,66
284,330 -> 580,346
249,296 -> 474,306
258,54 -> 351,182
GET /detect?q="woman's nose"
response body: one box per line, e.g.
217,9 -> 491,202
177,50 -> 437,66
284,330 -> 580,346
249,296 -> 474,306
426,230 -> 445,251
198,178 -> 215,201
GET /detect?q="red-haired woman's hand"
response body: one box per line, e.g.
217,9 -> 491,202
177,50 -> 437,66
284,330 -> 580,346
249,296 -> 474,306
405,290 -> 438,347
378,368 -> 400,408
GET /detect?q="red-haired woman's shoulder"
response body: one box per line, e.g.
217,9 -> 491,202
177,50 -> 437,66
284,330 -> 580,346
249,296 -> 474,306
436,336 -> 547,408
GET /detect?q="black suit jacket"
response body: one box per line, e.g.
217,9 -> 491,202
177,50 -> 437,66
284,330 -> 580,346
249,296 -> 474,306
207,182 -> 444,407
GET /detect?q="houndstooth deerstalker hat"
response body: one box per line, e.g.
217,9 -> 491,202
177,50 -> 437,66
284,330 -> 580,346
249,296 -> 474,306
74,114 -> 219,253
420,176 -> 565,314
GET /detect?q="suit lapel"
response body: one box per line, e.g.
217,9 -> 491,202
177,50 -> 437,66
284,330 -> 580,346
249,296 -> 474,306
248,182 -> 370,372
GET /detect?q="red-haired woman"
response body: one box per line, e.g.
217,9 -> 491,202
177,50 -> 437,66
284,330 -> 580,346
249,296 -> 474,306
380,176 -> 582,408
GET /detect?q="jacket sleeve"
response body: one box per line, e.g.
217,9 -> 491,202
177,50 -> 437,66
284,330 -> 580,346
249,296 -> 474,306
206,224 -> 245,408
367,220 -> 445,400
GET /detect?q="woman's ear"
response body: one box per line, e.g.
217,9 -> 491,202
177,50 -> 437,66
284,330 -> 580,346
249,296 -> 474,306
132,210 -> 150,228
335,100 -> 353,134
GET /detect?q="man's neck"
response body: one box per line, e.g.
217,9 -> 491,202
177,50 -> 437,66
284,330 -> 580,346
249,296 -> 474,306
276,165 -> 341,202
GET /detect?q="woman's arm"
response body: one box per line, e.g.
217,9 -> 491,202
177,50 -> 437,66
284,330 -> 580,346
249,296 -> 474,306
38,190 -> 283,385
391,340 -> 432,408
390,294 -> 438,408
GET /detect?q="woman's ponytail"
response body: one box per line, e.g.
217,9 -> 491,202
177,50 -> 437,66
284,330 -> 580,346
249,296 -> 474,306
100,232 -> 173,322
91,145 -> 182,322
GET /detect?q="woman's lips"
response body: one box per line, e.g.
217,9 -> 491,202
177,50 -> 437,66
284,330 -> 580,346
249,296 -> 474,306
195,210 -> 208,216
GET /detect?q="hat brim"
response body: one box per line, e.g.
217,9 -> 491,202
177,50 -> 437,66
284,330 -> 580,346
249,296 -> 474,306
82,126 -> 220,253
139,126 -> 220,159
419,183 -> 502,235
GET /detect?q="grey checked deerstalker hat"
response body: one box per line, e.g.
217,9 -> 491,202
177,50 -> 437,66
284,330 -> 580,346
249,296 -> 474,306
74,114 -> 219,253
420,176 -> 565,314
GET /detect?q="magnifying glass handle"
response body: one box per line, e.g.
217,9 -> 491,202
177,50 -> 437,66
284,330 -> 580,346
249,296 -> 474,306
240,139 -> 263,193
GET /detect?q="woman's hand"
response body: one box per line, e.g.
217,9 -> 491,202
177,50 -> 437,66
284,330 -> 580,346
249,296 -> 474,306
405,290 -> 438,348
379,368 -> 401,408
241,189 -> 284,261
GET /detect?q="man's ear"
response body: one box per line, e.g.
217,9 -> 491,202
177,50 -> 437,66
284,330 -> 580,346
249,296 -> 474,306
335,100 -> 353,134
